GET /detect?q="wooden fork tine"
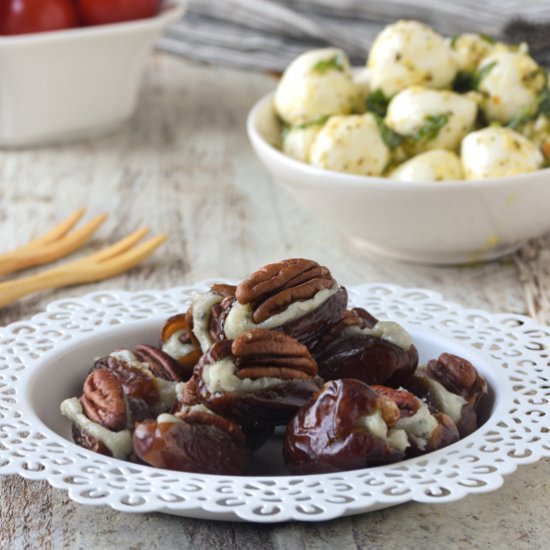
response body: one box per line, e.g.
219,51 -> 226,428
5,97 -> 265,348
84,227 -> 150,263
29,213 -> 108,260
86,234 -> 168,278
0,233 -> 168,308
16,209 -> 86,250
0,212 -> 107,277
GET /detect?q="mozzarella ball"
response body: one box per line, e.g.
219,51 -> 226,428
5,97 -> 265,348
517,114 -> 550,151
385,86 -> 477,152
351,67 -> 371,101
461,127 -> 544,179
309,114 -> 390,176
477,51 -> 546,123
450,33 -> 494,73
367,20 -> 458,97
389,150 -> 463,182
274,48 -> 363,125
282,123 -> 324,163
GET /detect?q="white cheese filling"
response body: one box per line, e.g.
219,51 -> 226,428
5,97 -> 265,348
224,283 -> 340,340
175,381 -> 187,402
192,291 -> 224,352
156,413 -> 184,425
341,320 -> 412,351
357,409 -> 409,452
421,375 -> 467,424
109,349 -> 139,363
60,397 -> 133,460
395,400 -> 439,451
161,330 -> 195,360
202,357 -> 285,394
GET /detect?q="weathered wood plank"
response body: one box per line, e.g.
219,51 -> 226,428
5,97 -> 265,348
0,53 -> 548,548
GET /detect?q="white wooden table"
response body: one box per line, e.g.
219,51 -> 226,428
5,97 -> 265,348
0,54 -> 549,548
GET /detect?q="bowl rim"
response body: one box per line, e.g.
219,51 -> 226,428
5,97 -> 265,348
247,91 -> 550,191
0,282 -> 549,522
0,0 -> 186,45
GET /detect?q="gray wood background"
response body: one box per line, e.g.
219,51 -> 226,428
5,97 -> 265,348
0,55 -> 548,549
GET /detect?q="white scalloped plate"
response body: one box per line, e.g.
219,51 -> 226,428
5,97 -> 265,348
1,282 -> 549,522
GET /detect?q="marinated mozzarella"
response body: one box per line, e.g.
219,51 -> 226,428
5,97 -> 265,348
385,86 -> 477,152
309,114 -> 390,176
367,20 -> 457,97
516,114 -> 550,157
274,48 -> 362,125
282,123 -> 324,163
450,33 -> 494,73
477,51 -> 546,123
389,150 -> 463,182
461,127 -> 544,179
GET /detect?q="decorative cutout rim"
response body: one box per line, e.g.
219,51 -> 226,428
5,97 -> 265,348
0,282 -> 549,523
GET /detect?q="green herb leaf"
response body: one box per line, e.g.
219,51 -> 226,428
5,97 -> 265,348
366,89 -> 391,117
508,87 -> 550,129
312,56 -> 345,74
478,32 -> 496,44
538,88 -> 550,117
295,115 -> 331,130
473,61 -> 497,89
373,114 -> 403,150
410,114 -> 449,142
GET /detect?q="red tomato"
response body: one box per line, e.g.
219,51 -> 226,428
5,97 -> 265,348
75,0 -> 162,26
0,0 -> 78,35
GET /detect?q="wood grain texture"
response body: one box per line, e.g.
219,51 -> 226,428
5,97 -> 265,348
0,53 -> 549,549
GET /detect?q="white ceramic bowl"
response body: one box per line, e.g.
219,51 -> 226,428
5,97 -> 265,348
0,1 -> 186,147
1,283 -> 549,522
247,93 -> 550,265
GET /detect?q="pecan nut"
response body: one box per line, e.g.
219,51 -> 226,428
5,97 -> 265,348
220,259 -> 348,347
187,330 -> 323,430
236,258 -> 335,323
231,328 -> 318,380
426,353 -> 485,399
406,353 -> 488,438
81,369 -> 126,431
93,352 -> 177,415
135,344 -> 184,382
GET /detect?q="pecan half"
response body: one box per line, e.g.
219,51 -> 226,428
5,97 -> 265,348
406,353 -> 488,438
236,258 -> 335,323
93,355 -> 159,406
190,334 -> 323,430
93,353 -> 177,414
135,344 -> 183,382
231,329 -> 318,380
81,369 -> 126,431
425,353 -> 484,399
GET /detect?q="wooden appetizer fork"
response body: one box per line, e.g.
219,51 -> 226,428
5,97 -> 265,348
0,209 -> 110,277
0,224 -> 167,308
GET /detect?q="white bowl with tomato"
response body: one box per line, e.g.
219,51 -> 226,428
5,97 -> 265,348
0,0 -> 186,147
